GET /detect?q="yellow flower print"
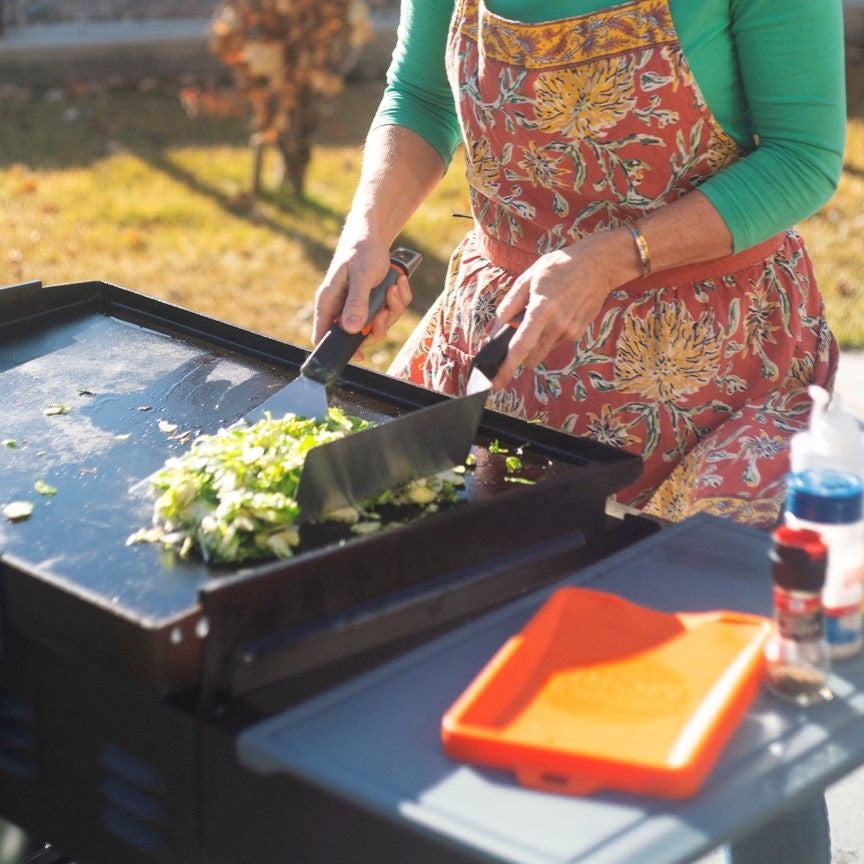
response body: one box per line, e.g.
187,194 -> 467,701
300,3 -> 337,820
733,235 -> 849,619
466,135 -> 501,198
517,141 -> 565,189
688,494 -> 783,529
584,404 -> 640,449
532,57 -> 636,140
785,354 -> 815,390
707,127 -> 744,172
643,467 -> 691,523
614,301 -> 723,403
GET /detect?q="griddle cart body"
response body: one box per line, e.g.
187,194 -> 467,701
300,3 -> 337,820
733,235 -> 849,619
0,279 -> 645,864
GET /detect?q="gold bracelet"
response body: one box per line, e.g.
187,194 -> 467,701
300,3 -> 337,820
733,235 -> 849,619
628,224 -> 651,279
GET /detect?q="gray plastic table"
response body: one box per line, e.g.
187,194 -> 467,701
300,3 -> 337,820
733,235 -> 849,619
238,514 -> 864,864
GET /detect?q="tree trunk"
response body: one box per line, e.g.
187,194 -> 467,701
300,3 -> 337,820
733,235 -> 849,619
277,86 -> 317,196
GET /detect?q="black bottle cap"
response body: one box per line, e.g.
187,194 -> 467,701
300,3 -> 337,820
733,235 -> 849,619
770,526 -> 827,593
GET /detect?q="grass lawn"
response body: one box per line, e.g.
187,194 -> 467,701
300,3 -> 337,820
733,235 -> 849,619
1,66 -> 863,370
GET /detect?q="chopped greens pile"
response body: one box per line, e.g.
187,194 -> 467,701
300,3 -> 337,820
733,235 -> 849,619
128,408 -> 464,564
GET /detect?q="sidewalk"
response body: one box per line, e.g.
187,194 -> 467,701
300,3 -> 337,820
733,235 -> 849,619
836,350 -> 864,423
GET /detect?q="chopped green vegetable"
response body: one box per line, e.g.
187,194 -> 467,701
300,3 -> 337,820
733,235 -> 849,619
505,455 -> 523,473
43,404 -> 69,416
34,480 -> 57,496
504,476 -> 535,485
464,453 -> 477,467
488,439 -> 508,454
3,501 -> 34,521
2,439 -> 15,448
130,408 -> 464,564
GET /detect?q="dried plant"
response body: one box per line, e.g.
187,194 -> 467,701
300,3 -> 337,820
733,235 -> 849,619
183,0 -> 373,199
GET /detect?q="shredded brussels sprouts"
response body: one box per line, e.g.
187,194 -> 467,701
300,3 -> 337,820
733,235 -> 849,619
128,408 -> 464,564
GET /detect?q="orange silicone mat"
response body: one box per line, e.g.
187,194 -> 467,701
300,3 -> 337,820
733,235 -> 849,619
441,587 -> 772,799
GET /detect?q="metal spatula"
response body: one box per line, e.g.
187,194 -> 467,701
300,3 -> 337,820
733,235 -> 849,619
245,247 -> 423,424
294,313 -> 521,519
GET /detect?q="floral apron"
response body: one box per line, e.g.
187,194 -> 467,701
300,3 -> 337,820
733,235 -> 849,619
389,0 -> 838,527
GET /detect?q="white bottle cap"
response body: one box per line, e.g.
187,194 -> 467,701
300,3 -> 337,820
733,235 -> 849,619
790,385 -> 864,478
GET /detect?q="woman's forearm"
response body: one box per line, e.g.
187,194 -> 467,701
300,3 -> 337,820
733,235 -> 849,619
491,190 -> 735,384
342,124 -> 446,248
312,124 -> 445,342
628,189 -> 733,279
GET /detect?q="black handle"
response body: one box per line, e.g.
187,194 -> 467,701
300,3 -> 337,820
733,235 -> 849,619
301,249 -> 422,386
472,312 -> 524,381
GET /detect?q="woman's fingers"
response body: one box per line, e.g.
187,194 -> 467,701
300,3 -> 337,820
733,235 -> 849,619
312,261 -> 350,345
313,253 -> 414,362
492,303 -> 560,387
312,246 -> 395,344
367,275 -> 412,342
484,246 -> 612,388
340,258 -> 391,333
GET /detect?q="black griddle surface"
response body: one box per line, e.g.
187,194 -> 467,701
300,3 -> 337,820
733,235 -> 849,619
0,296 -> 584,626
1,310 -> 282,621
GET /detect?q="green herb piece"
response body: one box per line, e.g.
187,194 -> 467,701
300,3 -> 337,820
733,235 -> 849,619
505,455 -> 523,473
488,439 -> 508,454
34,480 -> 57,496
2,439 -> 15,448
43,404 -> 70,416
3,501 -> 34,521
504,476 -> 535,485
464,453 -> 477,467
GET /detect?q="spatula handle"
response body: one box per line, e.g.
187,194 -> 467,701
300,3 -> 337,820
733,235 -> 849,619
301,248 -> 422,386
472,312 -> 524,381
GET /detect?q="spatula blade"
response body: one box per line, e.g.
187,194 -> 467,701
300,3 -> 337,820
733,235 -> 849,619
297,391 -> 487,519
245,375 -> 329,424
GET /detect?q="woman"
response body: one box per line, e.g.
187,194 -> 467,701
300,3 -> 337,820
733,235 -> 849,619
313,0 -> 846,533
313,3 -> 846,860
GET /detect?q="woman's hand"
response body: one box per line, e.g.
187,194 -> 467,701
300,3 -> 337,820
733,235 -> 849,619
489,228 -> 636,387
312,237 -> 413,359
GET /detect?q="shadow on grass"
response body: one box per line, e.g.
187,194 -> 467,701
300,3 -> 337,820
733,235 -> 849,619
122,144 -> 450,311
131,146 -> 341,274
0,78 -> 448,311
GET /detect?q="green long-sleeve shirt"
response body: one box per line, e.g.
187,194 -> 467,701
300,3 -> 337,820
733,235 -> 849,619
372,0 -> 846,251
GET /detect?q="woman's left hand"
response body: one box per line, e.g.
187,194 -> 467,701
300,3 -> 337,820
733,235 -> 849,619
489,228 -> 635,388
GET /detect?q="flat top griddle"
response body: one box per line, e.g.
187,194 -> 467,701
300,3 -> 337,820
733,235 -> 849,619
0,281 -> 641,695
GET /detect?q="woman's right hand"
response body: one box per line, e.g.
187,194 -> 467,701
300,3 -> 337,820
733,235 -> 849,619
312,238 -> 413,358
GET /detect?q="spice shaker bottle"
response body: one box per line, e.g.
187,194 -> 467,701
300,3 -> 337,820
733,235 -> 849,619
785,469 -> 864,659
764,526 -> 831,706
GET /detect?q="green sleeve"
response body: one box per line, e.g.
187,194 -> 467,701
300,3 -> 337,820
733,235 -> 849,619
369,0 -> 461,168
699,0 -> 846,251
